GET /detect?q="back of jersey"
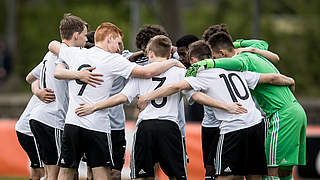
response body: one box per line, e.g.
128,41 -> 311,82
121,66 -> 186,126
185,68 -> 263,134
58,45 -> 136,133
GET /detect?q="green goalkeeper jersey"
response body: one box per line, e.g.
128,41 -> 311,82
214,40 -> 297,118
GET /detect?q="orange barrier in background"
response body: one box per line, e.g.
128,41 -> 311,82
0,119 -> 318,179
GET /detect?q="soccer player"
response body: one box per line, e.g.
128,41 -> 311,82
48,22 -> 184,180
15,63 -> 56,180
202,24 -> 280,65
28,13 -> 90,180
84,31 -> 127,180
187,32 -> 306,180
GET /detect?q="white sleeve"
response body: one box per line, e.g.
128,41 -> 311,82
182,89 -> 197,105
57,44 -> 81,67
120,77 -> 139,103
243,71 -> 260,90
31,61 -> 43,79
110,55 -> 137,79
121,50 -> 133,60
184,72 -> 209,91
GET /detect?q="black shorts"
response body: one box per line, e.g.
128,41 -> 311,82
29,119 -> 62,165
130,120 -> 187,180
202,126 -> 220,167
111,129 -> 126,171
16,131 -> 43,168
215,121 -> 267,176
59,124 -> 113,169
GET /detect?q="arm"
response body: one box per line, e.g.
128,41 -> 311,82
128,51 -> 144,62
48,40 -> 61,55
185,56 -> 248,77
75,94 -> 128,116
54,64 -> 104,87
31,79 -> 56,103
259,73 -> 294,86
236,47 -> 280,63
233,39 -> 269,50
137,80 -> 191,111
26,72 -> 37,84
131,59 -> 185,78
191,92 -> 248,114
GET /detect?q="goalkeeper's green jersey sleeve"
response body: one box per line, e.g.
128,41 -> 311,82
233,39 -> 269,50
214,54 -> 249,72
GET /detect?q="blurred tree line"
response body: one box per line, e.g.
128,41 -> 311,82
1,0 -> 319,96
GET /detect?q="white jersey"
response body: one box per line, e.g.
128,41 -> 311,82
202,106 -> 220,128
185,69 -> 263,134
15,64 -> 42,136
58,45 -> 136,133
109,76 -> 127,130
30,52 -> 69,130
121,65 -> 186,126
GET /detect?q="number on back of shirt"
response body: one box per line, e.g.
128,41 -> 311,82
219,73 -> 249,102
76,64 -> 92,96
151,77 -> 167,108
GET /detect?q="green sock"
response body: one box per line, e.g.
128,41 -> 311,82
280,174 -> 293,180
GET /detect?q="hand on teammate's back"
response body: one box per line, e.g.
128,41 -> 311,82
136,95 -> 148,112
75,103 -> 95,116
78,66 -> 104,87
35,88 -> 56,103
226,102 -> 248,114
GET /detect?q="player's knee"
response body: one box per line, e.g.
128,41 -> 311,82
111,169 -> 121,180
278,166 -> 293,178
267,167 -> 279,177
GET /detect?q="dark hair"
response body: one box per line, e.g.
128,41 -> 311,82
59,13 -> 88,40
146,35 -> 172,58
188,40 -> 212,61
175,34 -> 199,48
135,24 -> 169,50
208,32 -> 235,53
202,24 -> 231,42
84,31 -> 95,48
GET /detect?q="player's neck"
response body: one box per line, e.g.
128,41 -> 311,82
62,40 -> 77,47
149,57 -> 167,63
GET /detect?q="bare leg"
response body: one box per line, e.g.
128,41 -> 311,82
87,166 -> 93,180
246,175 -> 262,180
58,167 -> 76,180
268,167 -> 279,177
111,169 -> 121,180
46,165 -> 60,180
217,175 -> 234,180
92,166 -> 111,180
30,167 -> 45,180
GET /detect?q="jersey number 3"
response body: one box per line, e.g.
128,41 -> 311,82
151,77 -> 167,108
76,64 -> 92,96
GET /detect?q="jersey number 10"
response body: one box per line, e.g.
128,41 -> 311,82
219,73 -> 249,102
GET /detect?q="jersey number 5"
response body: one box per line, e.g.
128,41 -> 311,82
151,77 -> 167,108
76,64 -> 92,96
219,73 -> 249,102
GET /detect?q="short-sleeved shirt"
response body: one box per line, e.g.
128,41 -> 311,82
121,65 -> 186,126
15,64 -> 42,136
185,68 -> 263,134
58,45 -> 136,133
109,76 -> 127,130
30,51 -> 69,130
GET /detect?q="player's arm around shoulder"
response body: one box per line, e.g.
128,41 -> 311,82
131,59 -> 185,79
75,93 -> 128,117
258,73 -> 295,92
48,40 -> 61,55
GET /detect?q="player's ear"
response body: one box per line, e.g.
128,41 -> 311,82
219,49 -> 226,57
73,32 -> 79,40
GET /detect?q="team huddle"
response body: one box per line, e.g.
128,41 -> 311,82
15,13 -> 307,180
